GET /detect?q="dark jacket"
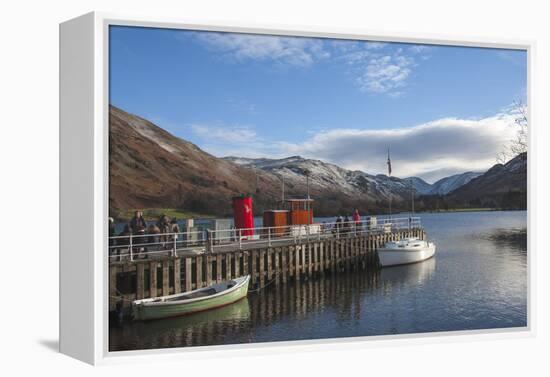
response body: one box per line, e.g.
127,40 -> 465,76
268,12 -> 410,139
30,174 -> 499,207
130,216 -> 147,233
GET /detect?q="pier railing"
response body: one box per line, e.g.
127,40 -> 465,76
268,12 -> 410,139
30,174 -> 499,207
109,216 -> 421,262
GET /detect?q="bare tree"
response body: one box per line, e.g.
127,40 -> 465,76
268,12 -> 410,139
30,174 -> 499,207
497,101 -> 528,163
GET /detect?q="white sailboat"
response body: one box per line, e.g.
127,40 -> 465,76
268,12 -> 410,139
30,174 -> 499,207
378,237 -> 436,267
378,150 -> 437,267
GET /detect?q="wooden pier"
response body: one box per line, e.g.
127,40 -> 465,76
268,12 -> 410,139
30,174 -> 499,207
109,227 -> 426,313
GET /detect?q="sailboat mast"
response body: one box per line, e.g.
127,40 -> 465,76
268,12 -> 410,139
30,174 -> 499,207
281,176 -> 285,203
387,148 -> 392,218
411,178 -> 415,216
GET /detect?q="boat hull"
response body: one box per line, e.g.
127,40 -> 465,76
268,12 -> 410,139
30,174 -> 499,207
133,276 -> 250,321
378,244 -> 436,267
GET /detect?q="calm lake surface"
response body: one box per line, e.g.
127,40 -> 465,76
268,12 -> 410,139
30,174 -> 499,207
109,210 -> 527,351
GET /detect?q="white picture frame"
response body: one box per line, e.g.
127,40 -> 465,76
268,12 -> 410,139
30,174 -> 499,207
59,11 -> 534,365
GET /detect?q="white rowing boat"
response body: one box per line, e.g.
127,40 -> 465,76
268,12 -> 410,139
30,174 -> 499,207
132,275 -> 250,321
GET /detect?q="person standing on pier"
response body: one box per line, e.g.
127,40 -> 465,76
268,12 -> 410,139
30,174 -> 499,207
343,215 -> 351,236
334,215 -> 343,237
147,224 -> 161,252
129,211 -> 147,256
353,209 -> 362,234
171,218 -> 180,247
157,214 -> 172,248
116,224 -> 132,261
129,211 -> 147,233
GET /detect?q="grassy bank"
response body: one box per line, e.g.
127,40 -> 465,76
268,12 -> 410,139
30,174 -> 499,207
113,208 -> 214,222
418,207 -> 499,213
112,206 -> 525,222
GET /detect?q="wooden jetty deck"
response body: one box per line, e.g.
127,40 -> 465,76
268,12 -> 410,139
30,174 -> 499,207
109,224 -> 426,314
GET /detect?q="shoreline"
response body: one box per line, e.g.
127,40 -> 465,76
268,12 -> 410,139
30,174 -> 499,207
112,207 -> 526,223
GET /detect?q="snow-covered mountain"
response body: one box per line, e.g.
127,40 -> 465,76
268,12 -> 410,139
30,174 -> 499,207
406,177 -> 433,195
224,156 -> 484,200
428,172 -> 483,195
225,156 -> 424,202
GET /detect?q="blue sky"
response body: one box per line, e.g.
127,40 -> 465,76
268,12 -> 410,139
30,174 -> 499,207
109,26 -> 527,182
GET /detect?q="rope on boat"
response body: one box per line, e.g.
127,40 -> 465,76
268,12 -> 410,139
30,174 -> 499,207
248,277 -> 276,293
110,287 -> 135,303
110,295 -> 135,303
248,252 -> 299,294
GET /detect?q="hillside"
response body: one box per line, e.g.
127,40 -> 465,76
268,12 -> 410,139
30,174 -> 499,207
429,171 -> 483,195
447,153 -> 527,209
407,177 -> 433,195
109,106 -> 283,217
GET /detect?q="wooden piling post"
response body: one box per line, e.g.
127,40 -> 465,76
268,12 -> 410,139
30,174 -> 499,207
267,248 -> 273,282
149,261 -> 157,298
281,246 -> 287,283
136,262 -> 145,299
313,243 -> 318,273
185,258 -> 192,292
304,244 -> 309,278
319,242 -> 324,274
195,256 -> 202,289
174,258 -> 181,294
288,246 -> 295,278
206,255 -> 212,287
296,245 -> 301,280
330,240 -> 336,274
234,252 -> 241,277
251,250 -> 257,286
243,251 -> 249,277
225,253 -> 232,281
259,249 -> 265,288
216,253 -> 222,283
274,248 -> 280,286
162,260 -> 170,296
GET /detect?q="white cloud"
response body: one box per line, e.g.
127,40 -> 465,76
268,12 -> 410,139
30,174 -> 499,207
187,109 -> 522,182
409,45 -> 431,54
193,32 -> 329,67
278,111 -> 519,182
190,32 -> 435,97
356,54 -> 414,94
364,41 -> 388,50
337,42 -> 431,96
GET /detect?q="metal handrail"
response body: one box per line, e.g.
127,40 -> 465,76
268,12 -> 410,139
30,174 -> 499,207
108,216 -> 422,261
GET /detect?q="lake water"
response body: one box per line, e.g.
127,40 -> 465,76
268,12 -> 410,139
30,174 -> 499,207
109,210 -> 527,351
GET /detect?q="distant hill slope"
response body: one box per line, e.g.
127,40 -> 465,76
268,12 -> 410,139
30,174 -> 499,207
406,176 -> 433,195
447,153 -> 527,208
429,172 -> 483,195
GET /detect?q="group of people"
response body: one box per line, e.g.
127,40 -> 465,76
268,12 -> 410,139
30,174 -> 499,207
109,211 -> 181,257
331,209 -> 363,235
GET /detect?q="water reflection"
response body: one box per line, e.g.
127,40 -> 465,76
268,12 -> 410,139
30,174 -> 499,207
380,258 -> 436,286
482,227 -> 527,252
